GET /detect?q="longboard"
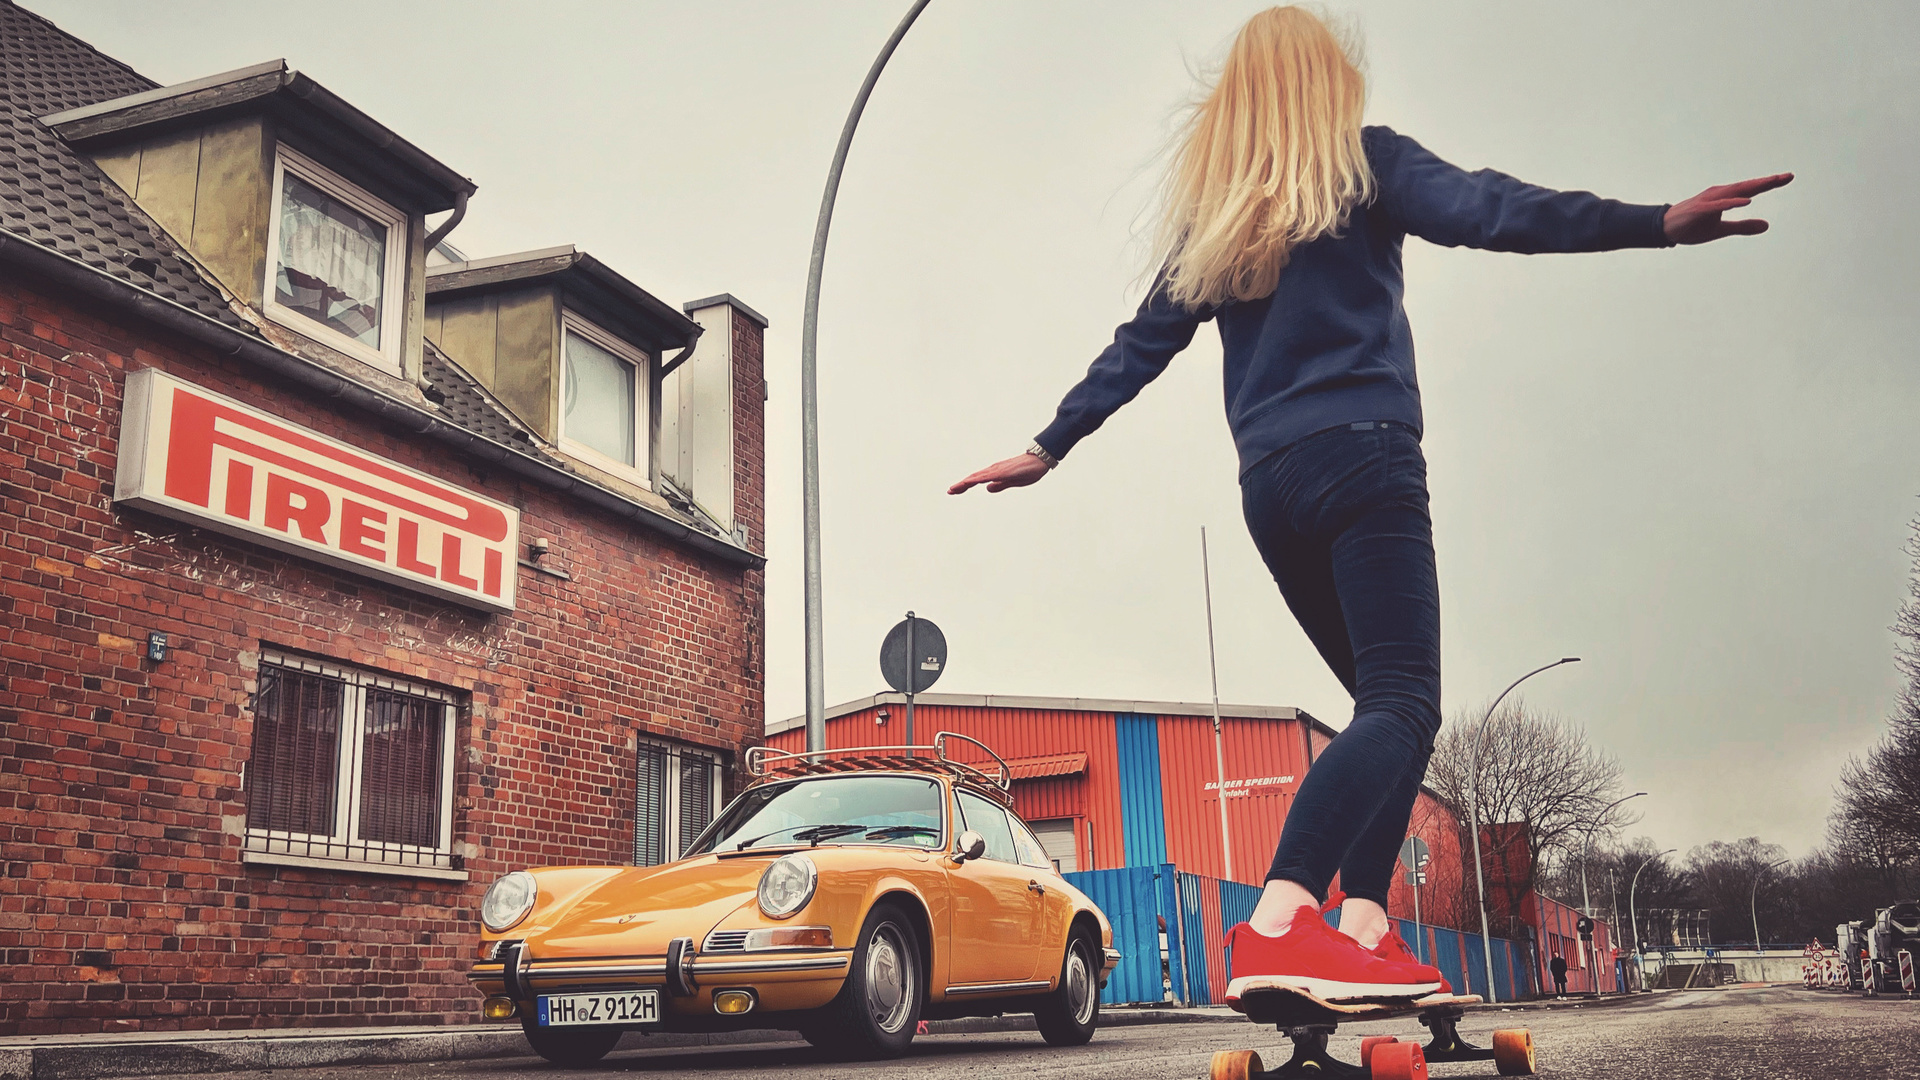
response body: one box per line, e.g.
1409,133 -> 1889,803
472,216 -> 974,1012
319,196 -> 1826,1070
1210,987 -> 1535,1080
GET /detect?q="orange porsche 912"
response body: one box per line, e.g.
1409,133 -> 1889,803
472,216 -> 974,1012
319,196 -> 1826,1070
468,734 -> 1120,1065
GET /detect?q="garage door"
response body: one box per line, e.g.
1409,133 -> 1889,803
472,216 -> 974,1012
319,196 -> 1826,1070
1030,818 -> 1078,874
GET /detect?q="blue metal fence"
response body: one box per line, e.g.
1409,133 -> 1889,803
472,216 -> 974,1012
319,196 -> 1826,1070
1067,867 -> 1537,1004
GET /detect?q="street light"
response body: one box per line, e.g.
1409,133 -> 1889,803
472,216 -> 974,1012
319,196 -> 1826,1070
1750,859 -> 1788,956
1468,657 -> 1580,1004
1628,848 -> 1676,992
799,0 -> 934,751
1582,792 -> 1647,916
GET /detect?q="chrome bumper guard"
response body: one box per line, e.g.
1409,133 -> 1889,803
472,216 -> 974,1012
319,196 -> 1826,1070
469,950 -> 852,993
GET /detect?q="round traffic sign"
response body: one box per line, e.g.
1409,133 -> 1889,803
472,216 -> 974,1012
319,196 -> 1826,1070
1398,836 -> 1430,870
880,614 -> 947,695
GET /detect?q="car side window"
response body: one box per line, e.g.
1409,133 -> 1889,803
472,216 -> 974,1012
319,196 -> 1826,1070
1008,816 -> 1053,870
955,790 -> 1019,864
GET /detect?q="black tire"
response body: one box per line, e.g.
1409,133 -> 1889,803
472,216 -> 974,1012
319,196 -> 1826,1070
1034,931 -> 1100,1047
520,1017 -> 622,1067
812,902 -> 924,1059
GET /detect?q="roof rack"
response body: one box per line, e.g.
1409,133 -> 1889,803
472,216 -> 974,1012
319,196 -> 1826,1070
746,731 -> 1011,798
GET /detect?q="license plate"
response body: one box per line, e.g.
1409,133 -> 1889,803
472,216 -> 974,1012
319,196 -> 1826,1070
537,990 -> 660,1027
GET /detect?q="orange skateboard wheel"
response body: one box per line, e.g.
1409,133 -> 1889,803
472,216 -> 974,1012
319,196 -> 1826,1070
1359,1036 -> 1399,1068
1208,1049 -> 1262,1080
1492,1028 -> 1536,1076
1369,1040 -> 1428,1080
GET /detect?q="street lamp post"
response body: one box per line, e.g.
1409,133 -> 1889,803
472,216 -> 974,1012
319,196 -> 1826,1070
1581,792 -> 1647,916
1628,848 -> 1676,992
1750,859 -> 1788,956
799,0 -> 934,751
1468,657 -> 1580,1004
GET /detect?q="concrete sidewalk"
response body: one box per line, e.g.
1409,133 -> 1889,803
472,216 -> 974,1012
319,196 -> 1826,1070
0,1007 -> 1242,1080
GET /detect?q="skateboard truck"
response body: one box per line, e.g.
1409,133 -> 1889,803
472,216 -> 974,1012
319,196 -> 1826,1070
1266,1025 -> 1365,1079
1418,1004 -> 1496,1064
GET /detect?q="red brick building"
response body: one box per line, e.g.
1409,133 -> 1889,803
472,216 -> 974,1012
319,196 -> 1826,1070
0,4 -> 766,1034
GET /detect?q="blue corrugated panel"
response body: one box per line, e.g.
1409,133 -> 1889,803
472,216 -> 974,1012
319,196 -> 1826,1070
1220,879 -> 1261,930
1490,938 -> 1515,1001
1177,871 -> 1213,1004
1156,866 -> 1187,1005
1114,714 -> 1167,867
1432,926 -> 1466,992
1462,932 -> 1489,998
1063,865 -> 1169,1005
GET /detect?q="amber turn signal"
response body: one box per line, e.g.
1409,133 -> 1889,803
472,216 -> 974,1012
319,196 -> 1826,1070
482,996 -> 518,1020
713,990 -> 756,1015
766,927 -> 833,949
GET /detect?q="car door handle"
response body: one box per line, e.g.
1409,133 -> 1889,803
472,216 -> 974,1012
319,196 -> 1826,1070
1028,880 -> 1045,894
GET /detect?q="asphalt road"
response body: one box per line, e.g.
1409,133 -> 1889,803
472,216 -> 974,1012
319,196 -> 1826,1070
145,987 -> 1919,1080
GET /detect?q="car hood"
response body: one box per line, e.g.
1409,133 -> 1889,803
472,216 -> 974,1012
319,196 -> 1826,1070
523,854 -> 773,958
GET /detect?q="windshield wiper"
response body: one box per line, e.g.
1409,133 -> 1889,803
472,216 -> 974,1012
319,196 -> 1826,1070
734,823 -> 869,850
864,825 -> 939,840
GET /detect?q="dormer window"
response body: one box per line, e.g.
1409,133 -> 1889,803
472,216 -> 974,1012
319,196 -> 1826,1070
560,312 -> 649,479
265,148 -> 407,373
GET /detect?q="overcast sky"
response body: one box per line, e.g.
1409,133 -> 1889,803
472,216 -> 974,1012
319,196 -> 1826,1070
34,1 -> 1919,860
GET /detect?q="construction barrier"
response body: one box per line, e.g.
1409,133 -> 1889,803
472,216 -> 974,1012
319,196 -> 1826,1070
1062,864 -> 1536,1005
1901,950 -> 1915,996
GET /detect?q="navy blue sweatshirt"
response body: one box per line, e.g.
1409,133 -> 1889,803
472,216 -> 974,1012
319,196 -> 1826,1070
1034,126 -> 1673,475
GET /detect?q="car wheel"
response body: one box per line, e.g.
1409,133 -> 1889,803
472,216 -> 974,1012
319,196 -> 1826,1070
816,901 -> 923,1059
1034,931 -> 1100,1047
520,1017 -> 622,1067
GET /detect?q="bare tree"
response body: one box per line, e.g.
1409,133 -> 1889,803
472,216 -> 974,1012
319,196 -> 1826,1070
1427,698 -> 1629,929
1684,838 -> 1789,945
1828,512 -> 1920,882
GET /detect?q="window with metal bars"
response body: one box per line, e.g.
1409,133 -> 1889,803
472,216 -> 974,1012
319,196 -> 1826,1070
245,652 -> 458,874
633,740 -> 721,868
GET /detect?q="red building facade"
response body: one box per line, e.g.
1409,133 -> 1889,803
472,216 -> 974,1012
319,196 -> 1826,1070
0,5 -> 765,1034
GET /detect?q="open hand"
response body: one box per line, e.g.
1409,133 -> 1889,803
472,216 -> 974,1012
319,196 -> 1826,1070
948,452 -> 1051,494
1663,173 -> 1793,244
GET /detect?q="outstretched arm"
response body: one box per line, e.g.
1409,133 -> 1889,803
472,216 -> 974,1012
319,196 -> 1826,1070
1662,173 -> 1793,244
949,276 -> 1211,496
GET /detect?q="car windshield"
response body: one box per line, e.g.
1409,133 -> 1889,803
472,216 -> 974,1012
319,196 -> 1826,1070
688,775 -> 944,854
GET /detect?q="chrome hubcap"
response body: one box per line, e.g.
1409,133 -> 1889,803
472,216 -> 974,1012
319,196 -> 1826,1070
865,923 -> 913,1033
1067,945 -> 1094,1024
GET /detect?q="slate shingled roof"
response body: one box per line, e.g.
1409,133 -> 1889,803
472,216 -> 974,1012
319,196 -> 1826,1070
420,340 -> 545,453
0,0 -> 545,456
0,1 -> 246,327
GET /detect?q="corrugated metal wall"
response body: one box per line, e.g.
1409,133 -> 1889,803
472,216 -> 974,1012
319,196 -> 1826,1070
765,702 -> 1125,873
1154,713 -> 1305,885
1064,864 -> 1183,1005
767,701 -> 1497,968
1085,868 -> 1540,1005
1114,714 -> 1167,867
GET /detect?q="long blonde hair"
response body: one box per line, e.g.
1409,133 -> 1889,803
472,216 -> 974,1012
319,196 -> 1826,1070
1156,6 -> 1373,309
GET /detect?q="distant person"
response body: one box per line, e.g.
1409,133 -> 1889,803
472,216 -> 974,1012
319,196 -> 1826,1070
1550,954 -> 1570,998
950,5 -> 1789,1000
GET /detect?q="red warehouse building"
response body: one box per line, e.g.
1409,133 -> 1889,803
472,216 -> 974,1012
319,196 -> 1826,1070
1,4 -> 766,1034
766,694 -> 1471,933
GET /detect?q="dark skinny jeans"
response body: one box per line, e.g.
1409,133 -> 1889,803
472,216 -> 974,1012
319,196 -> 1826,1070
1240,421 -> 1442,907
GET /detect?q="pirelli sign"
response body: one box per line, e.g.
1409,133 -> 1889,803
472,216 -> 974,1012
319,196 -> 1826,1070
115,369 -> 519,612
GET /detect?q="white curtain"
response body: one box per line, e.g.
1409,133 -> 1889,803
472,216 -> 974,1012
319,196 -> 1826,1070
276,173 -> 386,346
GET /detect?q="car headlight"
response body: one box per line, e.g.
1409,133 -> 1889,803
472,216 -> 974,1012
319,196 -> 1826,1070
481,871 -> 538,932
756,854 -> 817,919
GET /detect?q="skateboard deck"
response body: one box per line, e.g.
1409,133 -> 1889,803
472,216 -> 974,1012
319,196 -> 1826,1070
1212,988 -> 1534,1080
1230,987 -> 1481,1026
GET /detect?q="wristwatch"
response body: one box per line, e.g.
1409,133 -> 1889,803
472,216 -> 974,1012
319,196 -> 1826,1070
1025,442 -> 1060,470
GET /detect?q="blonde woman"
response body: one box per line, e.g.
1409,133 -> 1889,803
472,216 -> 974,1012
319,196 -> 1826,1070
951,5 -> 1788,1000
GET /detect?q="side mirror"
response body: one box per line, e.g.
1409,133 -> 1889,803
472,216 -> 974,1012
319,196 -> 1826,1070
951,830 -> 986,864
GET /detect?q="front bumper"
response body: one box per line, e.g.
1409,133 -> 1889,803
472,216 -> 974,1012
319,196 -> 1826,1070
470,949 -> 852,1019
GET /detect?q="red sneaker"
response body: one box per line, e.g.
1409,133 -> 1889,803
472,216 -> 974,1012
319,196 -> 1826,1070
1226,906 -> 1443,1005
1370,927 -> 1451,994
